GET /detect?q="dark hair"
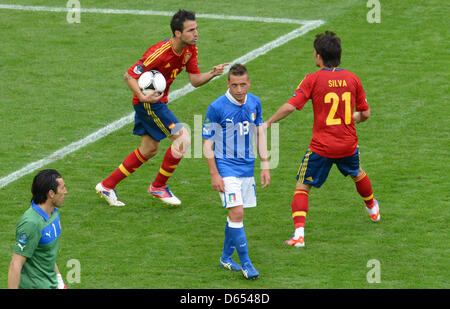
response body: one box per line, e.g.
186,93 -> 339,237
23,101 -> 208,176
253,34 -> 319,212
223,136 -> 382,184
228,63 -> 249,80
314,31 -> 342,67
170,9 -> 196,35
31,169 -> 62,204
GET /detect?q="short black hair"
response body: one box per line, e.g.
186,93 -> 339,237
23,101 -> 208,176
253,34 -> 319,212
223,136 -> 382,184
170,9 -> 196,35
314,31 -> 342,67
31,169 -> 62,204
228,63 -> 249,80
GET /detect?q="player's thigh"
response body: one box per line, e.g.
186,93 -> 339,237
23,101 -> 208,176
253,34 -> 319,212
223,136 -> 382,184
220,177 -> 256,220
296,149 -> 333,188
219,177 -> 244,209
241,177 -> 257,208
335,147 -> 360,178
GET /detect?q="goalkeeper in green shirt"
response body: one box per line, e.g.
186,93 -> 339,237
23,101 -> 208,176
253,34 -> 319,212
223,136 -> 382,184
8,169 -> 67,289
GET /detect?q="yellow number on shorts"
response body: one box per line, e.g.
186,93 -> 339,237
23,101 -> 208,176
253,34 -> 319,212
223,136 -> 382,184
324,91 -> 351,125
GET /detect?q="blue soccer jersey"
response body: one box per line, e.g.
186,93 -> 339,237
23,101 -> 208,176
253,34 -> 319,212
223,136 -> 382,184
202,90 -> 263,177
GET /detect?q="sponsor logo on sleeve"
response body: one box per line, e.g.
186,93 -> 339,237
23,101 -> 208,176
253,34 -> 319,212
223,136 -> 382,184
17,233 -> 28,251
133,65 -> 144,75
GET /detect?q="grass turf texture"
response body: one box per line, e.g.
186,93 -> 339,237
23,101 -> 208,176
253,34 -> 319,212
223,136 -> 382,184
0,0 -> 448,289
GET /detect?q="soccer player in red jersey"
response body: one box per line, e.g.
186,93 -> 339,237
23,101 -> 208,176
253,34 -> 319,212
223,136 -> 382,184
264,31 -> 380,247
95,10 -> 228,206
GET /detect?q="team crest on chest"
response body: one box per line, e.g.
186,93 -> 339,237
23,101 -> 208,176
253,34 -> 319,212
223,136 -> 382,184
183,52 -> 192,64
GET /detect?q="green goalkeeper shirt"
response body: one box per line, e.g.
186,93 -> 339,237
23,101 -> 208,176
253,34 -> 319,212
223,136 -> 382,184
14,201 -> 62,289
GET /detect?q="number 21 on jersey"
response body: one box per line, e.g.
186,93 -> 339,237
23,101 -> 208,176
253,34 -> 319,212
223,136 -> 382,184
324,91 -> 352,125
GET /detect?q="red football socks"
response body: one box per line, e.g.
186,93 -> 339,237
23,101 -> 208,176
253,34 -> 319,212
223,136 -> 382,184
102,148 -> 148,190
353,171 -> 375,208
291,189 -> 309,228
152,146 -> 183,188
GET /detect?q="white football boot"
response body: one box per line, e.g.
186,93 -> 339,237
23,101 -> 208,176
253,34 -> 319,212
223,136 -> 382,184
366,199 -> 380,222
95,182 -> 125,207
285,227 -> 305,248
148,184 -> 181,206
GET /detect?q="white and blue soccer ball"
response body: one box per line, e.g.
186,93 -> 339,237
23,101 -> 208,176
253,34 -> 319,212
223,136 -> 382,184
138,70 -> 166,95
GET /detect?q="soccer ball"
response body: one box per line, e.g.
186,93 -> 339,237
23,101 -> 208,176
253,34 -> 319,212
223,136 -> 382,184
138,70 -> 166,95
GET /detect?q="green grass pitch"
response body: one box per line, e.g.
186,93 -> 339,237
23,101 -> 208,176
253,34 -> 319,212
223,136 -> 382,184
0,0 -> 448,289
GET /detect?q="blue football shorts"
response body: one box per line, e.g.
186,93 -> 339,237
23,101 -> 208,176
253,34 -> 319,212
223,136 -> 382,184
133,102 -> 183,142
296,147 -> 360,188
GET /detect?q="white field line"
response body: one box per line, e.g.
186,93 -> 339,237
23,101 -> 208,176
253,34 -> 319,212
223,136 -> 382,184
0,5 -> 324,189
0,4 -> 316,25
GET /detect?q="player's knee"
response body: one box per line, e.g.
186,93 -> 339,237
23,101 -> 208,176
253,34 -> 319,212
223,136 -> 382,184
351,167 -> 366,182
139,143 -> 159,159
355,167 -> 365,178
172,128 -> 191,152
295,182 -> 311,192
181,132 -> 191,149
140,135 -> 159,158
228,206 -> 244,222
140,146 -> 158,159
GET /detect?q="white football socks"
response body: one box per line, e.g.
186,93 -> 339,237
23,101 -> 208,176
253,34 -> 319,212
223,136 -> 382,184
294,227 -> 304,240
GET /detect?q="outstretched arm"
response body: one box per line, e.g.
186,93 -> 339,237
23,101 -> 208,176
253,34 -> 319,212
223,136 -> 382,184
188,63 -> 229,87
264,103 -> 296,129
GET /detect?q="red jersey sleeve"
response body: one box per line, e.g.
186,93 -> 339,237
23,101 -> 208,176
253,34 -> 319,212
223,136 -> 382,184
287,74 -> 313,111
355,76 -> 369,111
127,60 -> 147,80
127,44 -> 160,79
127,40 -> 170,79
185,46 -> 200,74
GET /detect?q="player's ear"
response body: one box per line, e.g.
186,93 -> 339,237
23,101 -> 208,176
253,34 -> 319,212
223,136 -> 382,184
47,189 -> 56,199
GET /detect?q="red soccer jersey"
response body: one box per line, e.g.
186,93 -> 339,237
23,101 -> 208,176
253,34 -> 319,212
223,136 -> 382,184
287,68 -> 369,158
127,38 -> 200,105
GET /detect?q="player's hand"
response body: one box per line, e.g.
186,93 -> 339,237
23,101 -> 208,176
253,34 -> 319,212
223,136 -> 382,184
211,173 -> 225,192
139,90 -> 164,103
263,121 -> 271,130
210,63 -> 229,76
353,111 -> 362,123
260,169 -> 270,189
